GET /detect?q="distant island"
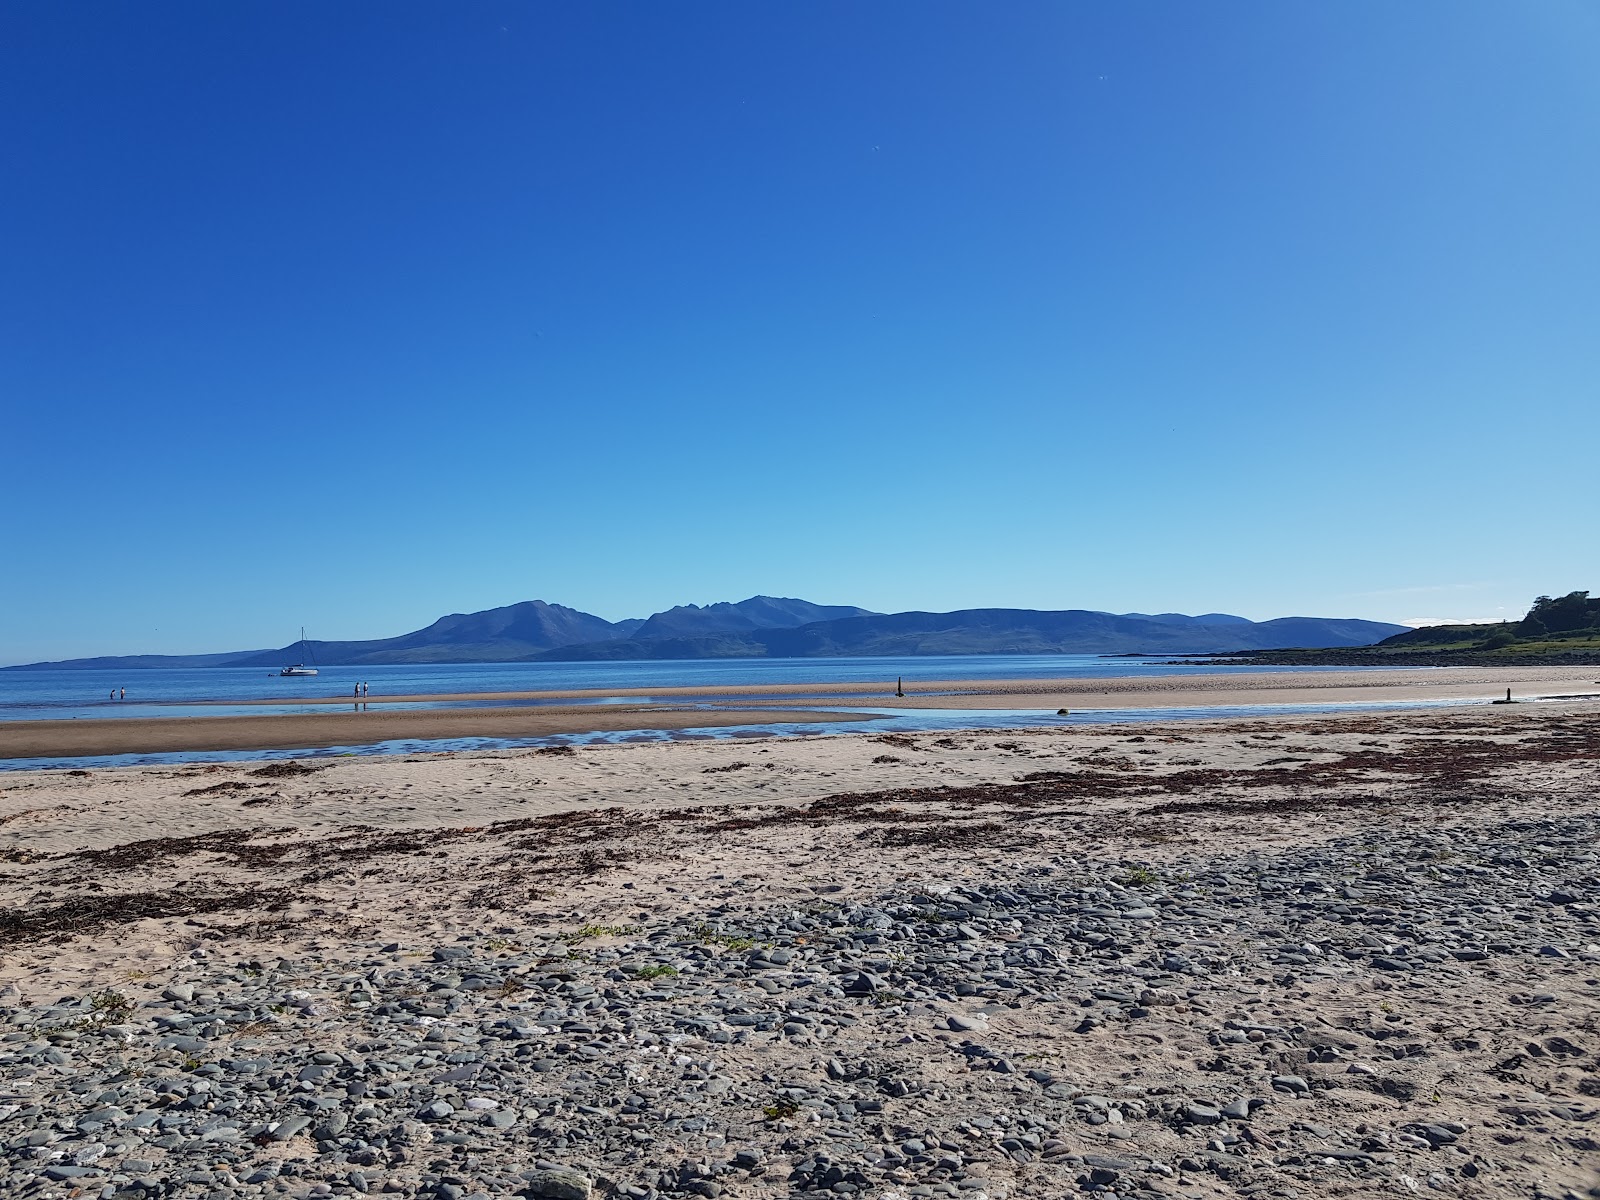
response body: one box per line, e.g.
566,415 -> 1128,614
5,595 -> 1410,670
1190,591 -> 1600,667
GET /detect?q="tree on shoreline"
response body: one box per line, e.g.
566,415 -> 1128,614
1517,591 -> 1598,638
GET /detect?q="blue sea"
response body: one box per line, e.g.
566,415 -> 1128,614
0,654 -> 1476,770
0,654 -> 1389,723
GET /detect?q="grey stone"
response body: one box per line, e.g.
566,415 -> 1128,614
270,1114 -> 311,1142
44,1165 -> 101,1180
1414,1123 -> 1460,1147
842,972 -> 881,997
523,1167 -> 592,1200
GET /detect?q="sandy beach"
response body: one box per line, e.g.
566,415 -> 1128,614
0,701 -> 1597,1198
3,665 -> 1597,761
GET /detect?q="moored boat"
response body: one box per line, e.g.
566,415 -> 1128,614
280,628 -> 319,676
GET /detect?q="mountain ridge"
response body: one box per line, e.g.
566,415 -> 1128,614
629,597 -> 878,641
223,601 -> 624,668
536,609 -> 1405,661
4,596 -> 1409,669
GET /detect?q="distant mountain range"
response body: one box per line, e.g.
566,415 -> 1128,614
537,609 -> 1407,662
5,595 -> 1410,670
629,598 -> 875,641
223,601 -> 625,667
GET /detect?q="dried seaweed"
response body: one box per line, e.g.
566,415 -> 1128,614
0,886 -> 294,946
248,761 -> 324,778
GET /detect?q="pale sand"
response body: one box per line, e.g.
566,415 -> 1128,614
1,703 -> 1597,1197
0,699 -> 1590,952
3,666 -> 1596,760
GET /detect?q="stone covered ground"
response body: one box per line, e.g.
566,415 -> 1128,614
1,707 -> 1598,1200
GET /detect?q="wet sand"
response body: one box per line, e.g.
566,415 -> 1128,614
0,705 -> 869,760
821,666 -> 1600,711
209,665 -> 1600,708
2,666 -> 1595,760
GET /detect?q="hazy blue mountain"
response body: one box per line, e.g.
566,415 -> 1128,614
537,634 -> 772,662
222,601 -> 628,667
629,596 -> 877,640
5,599 -> 1407,669
539,608 -> 1408,661
3,650 -> 276,671
1245,616 -> 1410,647
1121,612 -> 1253,626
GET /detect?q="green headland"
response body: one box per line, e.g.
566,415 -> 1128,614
1200,591 -> 1600,667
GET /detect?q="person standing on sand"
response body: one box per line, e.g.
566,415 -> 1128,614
353,683 -> 360,699
362,681 -> 369,698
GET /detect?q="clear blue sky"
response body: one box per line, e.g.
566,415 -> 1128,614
4,2 -> 1597,663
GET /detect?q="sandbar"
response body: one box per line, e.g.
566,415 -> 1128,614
4,666 -> 1596,760
212,665 -> 1598,708
0,704 -> 869,760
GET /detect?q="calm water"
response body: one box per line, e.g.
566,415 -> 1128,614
0,655 -> 1451,771
0,654 -> 1396,723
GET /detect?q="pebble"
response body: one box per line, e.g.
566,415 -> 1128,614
2,810 -> 1597,1199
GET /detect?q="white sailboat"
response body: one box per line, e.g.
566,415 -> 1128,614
280,628 -> 319,676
